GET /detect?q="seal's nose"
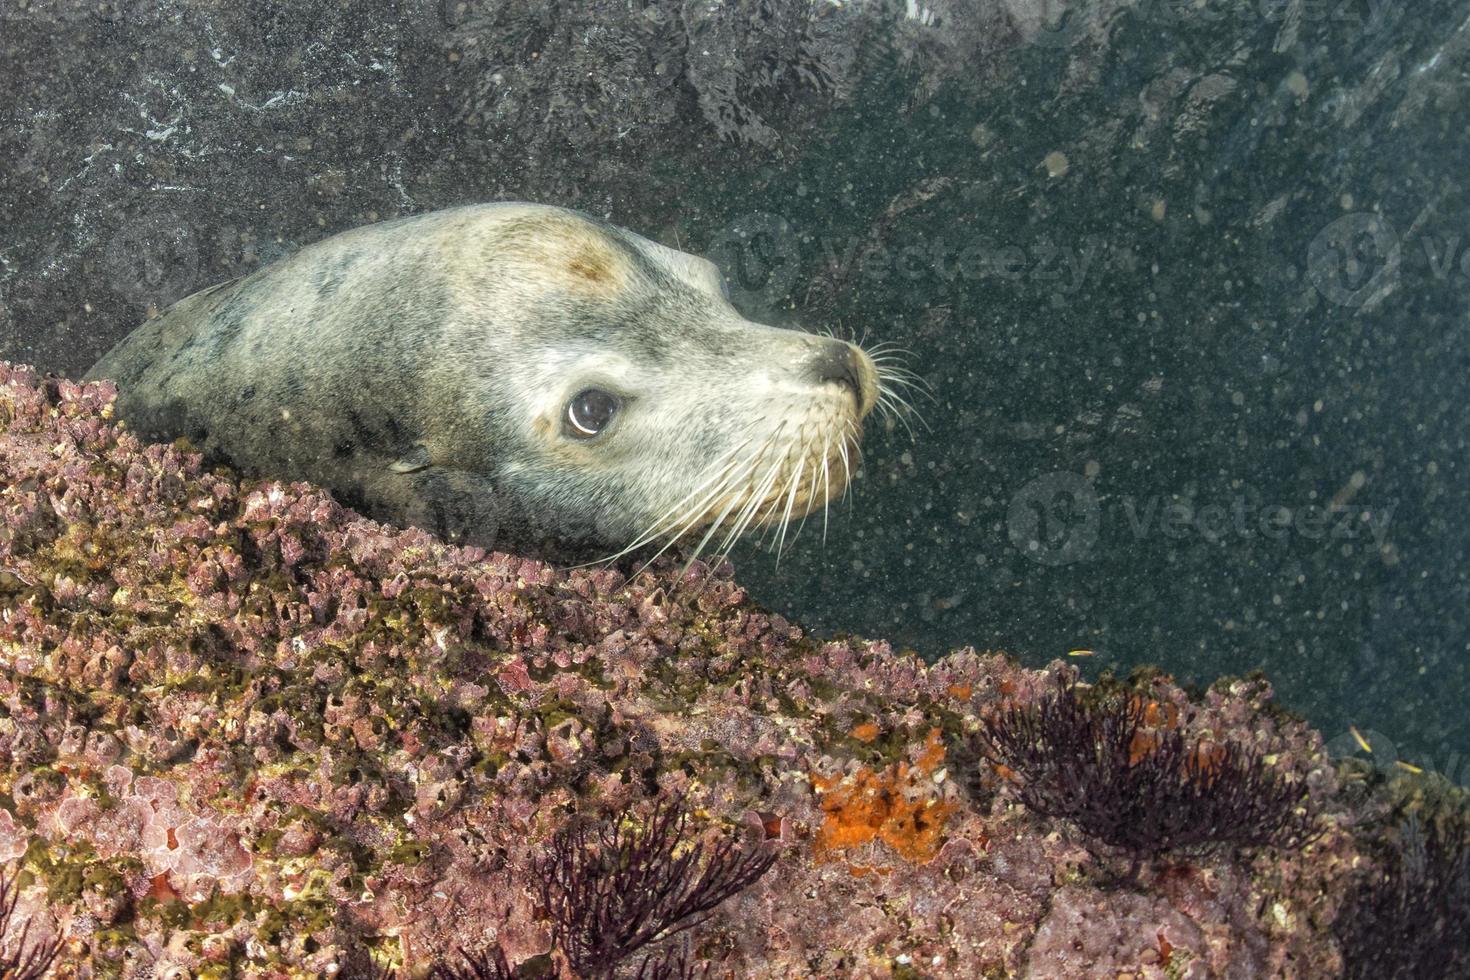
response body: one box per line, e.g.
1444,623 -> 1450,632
806,341 -> 864,400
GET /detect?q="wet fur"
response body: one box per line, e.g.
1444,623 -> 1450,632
86,203 -> 877,560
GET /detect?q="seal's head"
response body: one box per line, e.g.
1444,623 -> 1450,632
455,209 -> 887,561
86,204 -> 906,562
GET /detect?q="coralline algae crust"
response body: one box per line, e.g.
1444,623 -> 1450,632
0,363 -> 1384,977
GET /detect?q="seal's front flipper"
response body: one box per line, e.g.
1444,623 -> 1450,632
84,276 -> 248,386
390,443 -> 433,474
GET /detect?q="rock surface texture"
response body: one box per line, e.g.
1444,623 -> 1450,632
6,0 -> 1470,775
0,364 -> 1405,977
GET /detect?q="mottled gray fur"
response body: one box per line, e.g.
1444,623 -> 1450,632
86,204 -> 873,559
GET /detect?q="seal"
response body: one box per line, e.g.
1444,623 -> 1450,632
85,203 -> 903,561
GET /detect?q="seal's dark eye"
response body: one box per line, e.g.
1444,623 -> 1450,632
565,388 -> 619,438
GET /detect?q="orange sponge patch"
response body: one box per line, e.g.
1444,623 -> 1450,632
812,728 -> 956,868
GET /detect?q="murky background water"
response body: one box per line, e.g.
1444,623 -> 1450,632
730,5 -> 1470,779
3,1 -> 1467,775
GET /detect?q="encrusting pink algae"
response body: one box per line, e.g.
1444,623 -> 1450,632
0,362 -> 1455,977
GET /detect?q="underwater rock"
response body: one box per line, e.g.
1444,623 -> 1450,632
0,363 -> 1394,975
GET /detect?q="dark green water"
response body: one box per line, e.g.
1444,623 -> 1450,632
720,3 -> 1470,781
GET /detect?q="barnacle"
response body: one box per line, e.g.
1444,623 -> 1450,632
0,364 -> 1380,973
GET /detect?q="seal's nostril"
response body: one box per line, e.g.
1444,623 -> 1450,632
807,341 -> 862,398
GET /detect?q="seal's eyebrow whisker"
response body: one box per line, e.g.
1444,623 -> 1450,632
867,354 -> 920,376
817,322 -> 863,346
863,341 -> 908,359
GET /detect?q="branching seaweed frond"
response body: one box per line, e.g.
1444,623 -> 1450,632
971,674 -> 1320,878
534,794 -> 776,978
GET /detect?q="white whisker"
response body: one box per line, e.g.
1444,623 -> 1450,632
573,327 -> 925,577
681,470 -> 761,574
820,436 -> 833,547
772,449 -> 806,566
718,438 -> 786,560
582,433 -> 758,567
